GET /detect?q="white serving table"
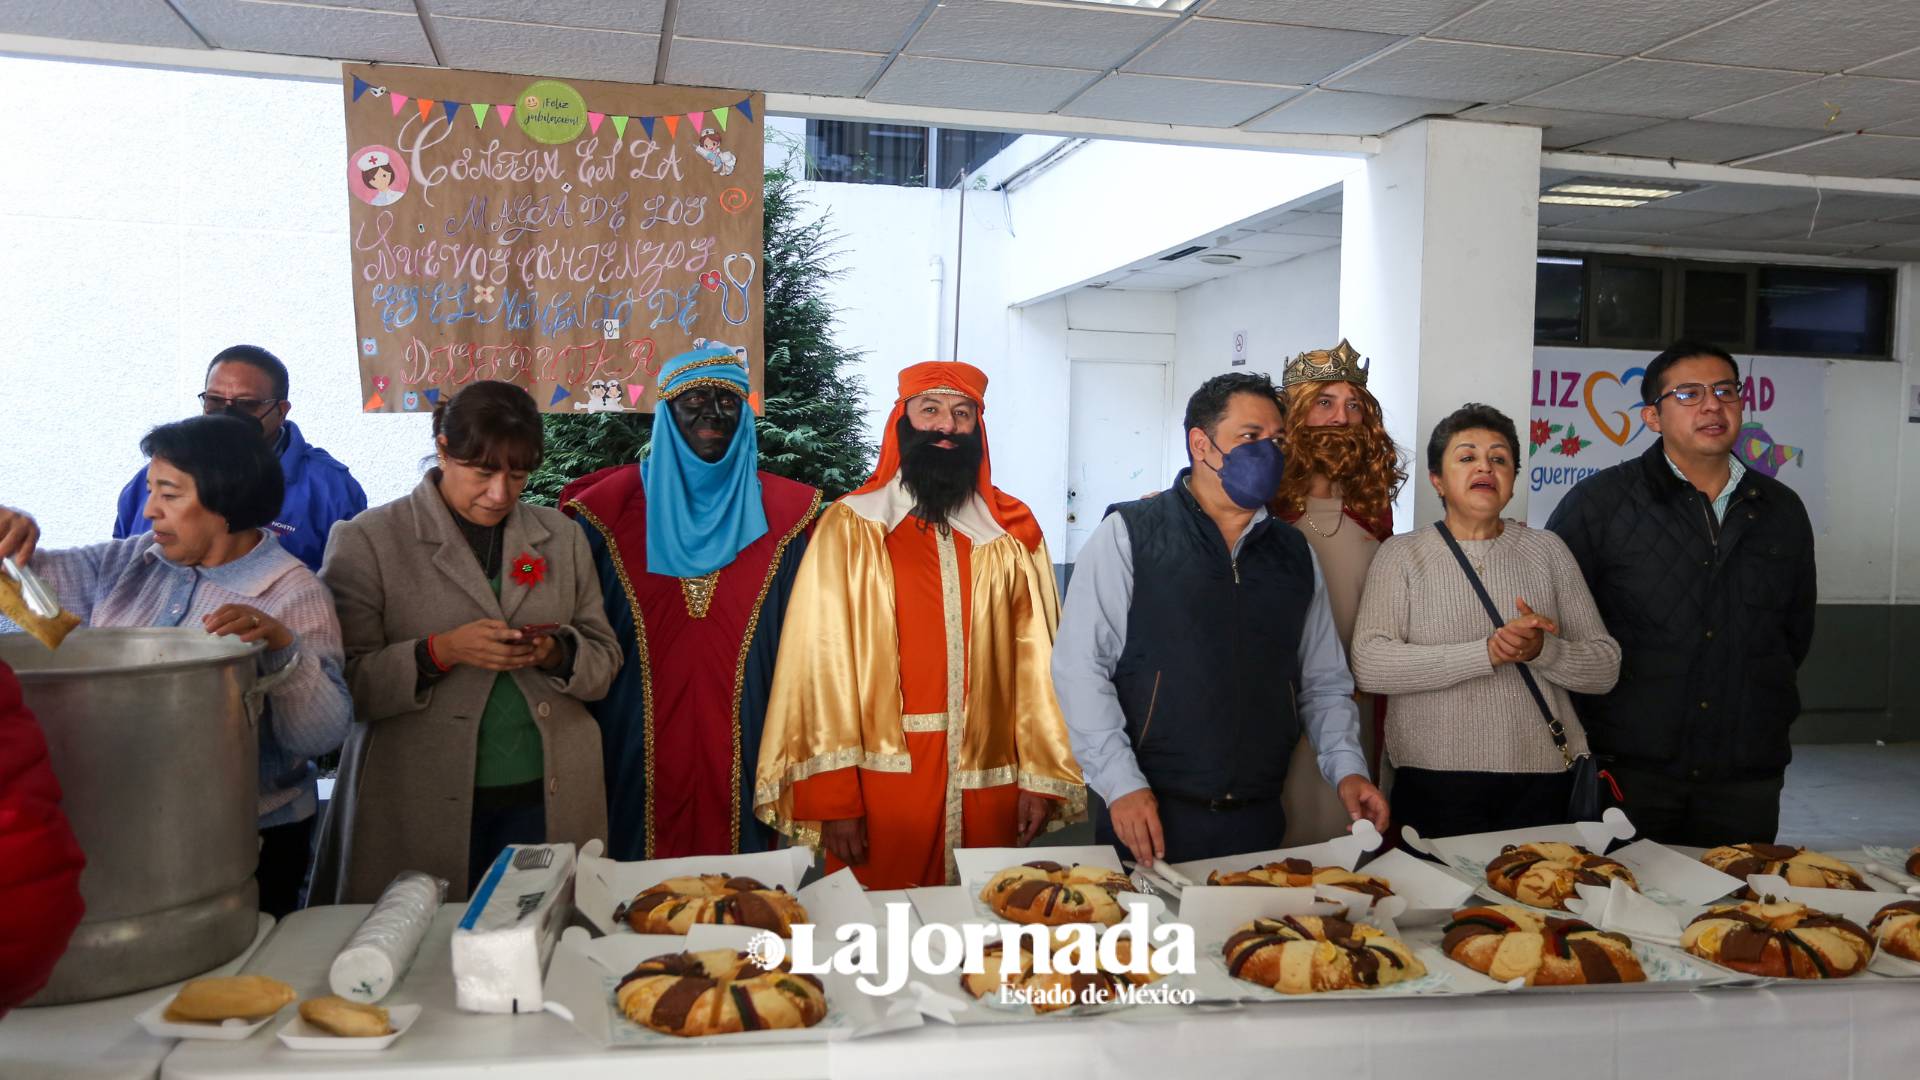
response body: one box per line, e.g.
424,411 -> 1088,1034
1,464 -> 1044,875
0,914 -> 274,1080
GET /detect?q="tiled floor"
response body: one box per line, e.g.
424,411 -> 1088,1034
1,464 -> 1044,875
1779,741 -> 1920,850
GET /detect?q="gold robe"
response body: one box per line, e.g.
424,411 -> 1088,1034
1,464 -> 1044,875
753,481 -> 1086,881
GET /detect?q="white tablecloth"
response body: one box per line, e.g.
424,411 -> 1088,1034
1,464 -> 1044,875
151,896 -> 1920,1080
0,914 -> 275,1080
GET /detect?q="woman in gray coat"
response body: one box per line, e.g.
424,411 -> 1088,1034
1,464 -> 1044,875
313,382 -> 619,902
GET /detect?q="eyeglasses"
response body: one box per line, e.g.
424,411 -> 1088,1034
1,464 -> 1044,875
1647,381 -> 1740,409
199,392 -> 282,415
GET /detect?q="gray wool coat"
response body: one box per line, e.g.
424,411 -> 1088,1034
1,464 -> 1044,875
310,473 -> 619,903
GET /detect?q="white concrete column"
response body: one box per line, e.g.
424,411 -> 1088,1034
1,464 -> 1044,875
1339,119 -> 1543,529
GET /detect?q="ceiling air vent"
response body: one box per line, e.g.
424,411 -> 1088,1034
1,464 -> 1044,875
1159,245 -> 1207,261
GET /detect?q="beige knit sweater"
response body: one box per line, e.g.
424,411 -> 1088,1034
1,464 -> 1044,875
1352,521 -> 1620,774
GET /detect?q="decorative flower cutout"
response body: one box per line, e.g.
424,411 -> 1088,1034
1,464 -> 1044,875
510,552 -> 547,588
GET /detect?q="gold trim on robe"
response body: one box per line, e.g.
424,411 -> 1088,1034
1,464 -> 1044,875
753,500 -> 1086,866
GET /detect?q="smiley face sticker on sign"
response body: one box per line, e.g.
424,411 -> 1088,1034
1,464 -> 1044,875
516,80 -> 587,144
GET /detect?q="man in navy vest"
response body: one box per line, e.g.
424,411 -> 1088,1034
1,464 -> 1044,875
1052,372 -> 1389,864
113,345 -> 366,571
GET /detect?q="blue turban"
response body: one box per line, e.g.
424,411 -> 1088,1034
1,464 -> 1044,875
640,346 -> 767,578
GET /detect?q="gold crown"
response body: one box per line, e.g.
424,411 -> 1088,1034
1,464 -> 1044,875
1282,339 -> 1370,388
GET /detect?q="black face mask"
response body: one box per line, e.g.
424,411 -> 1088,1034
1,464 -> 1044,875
222,405 -> 266,435
896,416 -> 983,526
669,387 -> 742,464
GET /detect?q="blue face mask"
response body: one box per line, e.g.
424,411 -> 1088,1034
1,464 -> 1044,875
1208,436 -> 1285,510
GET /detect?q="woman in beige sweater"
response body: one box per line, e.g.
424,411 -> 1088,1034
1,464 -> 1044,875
1352,404 -> 1619,840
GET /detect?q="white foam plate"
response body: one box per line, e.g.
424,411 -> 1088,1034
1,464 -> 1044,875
276,1003 -> 422,1051
135,998 -> 284,1041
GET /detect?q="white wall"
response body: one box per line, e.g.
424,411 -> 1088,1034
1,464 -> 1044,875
1171,246 -> 1341,469
0,56 -> 432,550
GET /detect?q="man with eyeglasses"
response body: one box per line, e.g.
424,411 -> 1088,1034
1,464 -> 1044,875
1548,340 -> 1816,847
112,345 -> 367,571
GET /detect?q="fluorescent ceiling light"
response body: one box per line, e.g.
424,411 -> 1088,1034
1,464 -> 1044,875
1540,194 -> 1646,208
1550,183 -> 1686,199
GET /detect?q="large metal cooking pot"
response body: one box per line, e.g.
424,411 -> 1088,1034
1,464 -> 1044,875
4,627 -> 278,1005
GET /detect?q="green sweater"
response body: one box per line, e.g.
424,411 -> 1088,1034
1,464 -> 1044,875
475,575 -> 544,788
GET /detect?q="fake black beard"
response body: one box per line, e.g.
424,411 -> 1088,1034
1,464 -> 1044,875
896,417 -> 984,526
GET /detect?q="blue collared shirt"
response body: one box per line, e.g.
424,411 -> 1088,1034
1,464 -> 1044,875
1666,453 -> 1747,523
1049,500 -> 1369,805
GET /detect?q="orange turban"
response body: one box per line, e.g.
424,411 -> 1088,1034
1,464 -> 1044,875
852,361 -> 1043,551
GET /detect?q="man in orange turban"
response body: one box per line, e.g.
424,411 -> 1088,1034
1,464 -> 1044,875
755,362 -> 1085,888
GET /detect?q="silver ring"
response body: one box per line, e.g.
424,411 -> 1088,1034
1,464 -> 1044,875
252,614 -> 261,627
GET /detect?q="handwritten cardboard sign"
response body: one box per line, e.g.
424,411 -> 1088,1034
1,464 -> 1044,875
342,65 -> 764,414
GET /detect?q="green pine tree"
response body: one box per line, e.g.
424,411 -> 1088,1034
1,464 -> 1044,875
523,163 -> 874,506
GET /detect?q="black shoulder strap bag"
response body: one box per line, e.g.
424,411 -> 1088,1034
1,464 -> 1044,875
1433,521 -> 1615,822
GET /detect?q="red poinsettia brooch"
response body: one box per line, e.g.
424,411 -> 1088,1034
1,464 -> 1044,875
509,552 -> 547,588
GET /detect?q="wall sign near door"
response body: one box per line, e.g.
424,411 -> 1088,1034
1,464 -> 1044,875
1232,329 -> 1248,367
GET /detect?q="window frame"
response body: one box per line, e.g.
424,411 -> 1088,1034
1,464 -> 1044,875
1535,249 -> 1897,361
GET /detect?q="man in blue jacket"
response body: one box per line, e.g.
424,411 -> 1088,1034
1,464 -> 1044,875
113,345 -> 366,570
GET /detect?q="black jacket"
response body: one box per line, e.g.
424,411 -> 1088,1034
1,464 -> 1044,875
1106,472 -> 1311,801
1545,439 -> 1816,782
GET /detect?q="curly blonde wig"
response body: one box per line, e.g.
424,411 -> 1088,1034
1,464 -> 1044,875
1276,380 -> 1407,525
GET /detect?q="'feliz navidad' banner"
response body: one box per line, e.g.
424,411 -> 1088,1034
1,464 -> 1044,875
342,64 -> 764,414
1525,346 -> 1828,532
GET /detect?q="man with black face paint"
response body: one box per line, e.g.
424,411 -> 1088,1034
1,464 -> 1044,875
1053,372 -> 1389,865
113,344 -> 366,571
562,346 -> 821,859
756,362 -> 1086,889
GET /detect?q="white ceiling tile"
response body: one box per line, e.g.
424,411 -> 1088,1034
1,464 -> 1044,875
1061,73 -> 1300,127
1650,0 -> 1920,73
1801,192 -> 1920,221
1459,104 -> 1664,148
1807,220 -> 1920,245
1327,40 -> 1613,102
0,0 -> 206,48
421,0 -> 663,32
1225,229 -> 1347,253
1516,59 -> 1815,120
1698,75 -> 1920,131
1267,212 -> 1344,237
1853,244 -> 1920,260
673,0 -> 922,53
1432,0 -> 1756,57
171,0 -> 433,62
1536,202 -> 1607,226
1124,17 -> 1401,85
906,0 -> 1174,70
1295,192 -> 1343,213
430,17 -> 658,80
1668,213 -> 1818,241
1241,88 -> 1469,134
1856,47 -> 1920,82
1577,120 -> 1826,162
1733,133 -> 1920,178
1566,207 -> 1740,233
1202,0 -> 1480,36
868,55 -> 1098,113
664,38 -> 883,96
1539,228 -> 1677,245
1110,271 -> 1195,291
1873,116 -> 1920,136
1655,184 -> 1818,215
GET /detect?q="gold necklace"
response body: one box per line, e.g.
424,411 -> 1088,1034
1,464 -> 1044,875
1301,503 -> 1344,539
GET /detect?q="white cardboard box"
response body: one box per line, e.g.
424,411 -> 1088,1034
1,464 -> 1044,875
544,871 -> 921,1047
575,846 -> 813,937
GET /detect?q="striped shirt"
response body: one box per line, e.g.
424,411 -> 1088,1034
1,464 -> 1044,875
2,532 -> 351,826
